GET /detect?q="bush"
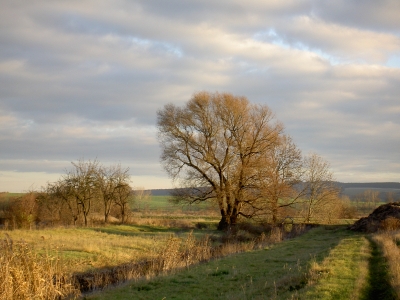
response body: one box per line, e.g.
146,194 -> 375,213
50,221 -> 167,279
3,192 -> 38,229
380,217 -> 400,231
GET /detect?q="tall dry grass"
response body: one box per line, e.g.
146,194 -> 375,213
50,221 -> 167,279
75,225 -> 298,293
0,234 -> 80,300
129,216 -> 197,229
3,227 -> 168,273
372,230 -> 400,298
0,224 -> 307,297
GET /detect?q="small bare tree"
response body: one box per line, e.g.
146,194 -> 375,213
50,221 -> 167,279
302,153 -> 340,223
97,164 -> 130,223
49,179 -> 82,225
62,159 -> 100,226
133,187 -> 151,211
254,135 -> 304,223
363,189 -> 380,209
114,183 -> 132,224
386,191 -> 395,203
386,191 -> 399,203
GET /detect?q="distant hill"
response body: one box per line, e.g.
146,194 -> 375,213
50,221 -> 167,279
149,189 -> 174,196
336,182 -> 400,190
149,182 -> 400,199
336,182 -> 400,201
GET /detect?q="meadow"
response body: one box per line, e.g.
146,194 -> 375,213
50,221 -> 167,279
1,193 -> 400,299
87,226 -> 368,300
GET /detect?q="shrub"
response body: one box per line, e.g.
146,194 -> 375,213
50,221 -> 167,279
3,192 -> 38,229
380,217 -> 400,231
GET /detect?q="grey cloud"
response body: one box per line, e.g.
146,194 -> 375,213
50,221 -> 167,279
1,0 -> 400,191
312,0 -> 400,34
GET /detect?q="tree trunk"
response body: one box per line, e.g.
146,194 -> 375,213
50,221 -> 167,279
121,204 -> 126,224
271,199 -> 279,224
217,206 -> 239,231
305,203 -> 312,223
217,214 -> 230,231
83,212 -> 88,227
272,209 -> 278,224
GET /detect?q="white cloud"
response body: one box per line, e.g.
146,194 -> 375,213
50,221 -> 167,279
0,0 -> 399,191
268,16 -> 400,64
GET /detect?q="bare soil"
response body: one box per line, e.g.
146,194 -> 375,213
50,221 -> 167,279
349,202 -> 400,233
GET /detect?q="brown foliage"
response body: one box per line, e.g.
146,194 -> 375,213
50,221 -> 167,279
380,217 -> 400,231
158,91 -> 284,230
3,192 -> 38,229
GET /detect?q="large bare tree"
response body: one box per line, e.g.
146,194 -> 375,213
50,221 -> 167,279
157,91 -> 283,230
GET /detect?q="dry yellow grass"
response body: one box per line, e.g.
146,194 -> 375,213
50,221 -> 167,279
129,216 -> 200,229
0,222 -> 303,295
0,234 -> 80,299
372,230 -> 400,298
77,227 -> 289,292
2,226 -> 174,273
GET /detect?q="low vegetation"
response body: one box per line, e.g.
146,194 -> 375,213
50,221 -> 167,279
371,231 -> 400,298
298,232 -> 370,299
1,188 -> 400,299
86,226 -> 367,300
1,223 -> 213,273
0,235 -> 80,300
0,221 -> 307,297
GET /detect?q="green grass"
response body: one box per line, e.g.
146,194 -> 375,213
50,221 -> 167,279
360,238 -> 396,300
298,233 -> 369,299
135,195 -> 215,213
90,224 -> 176,234
87,226 -> 367,300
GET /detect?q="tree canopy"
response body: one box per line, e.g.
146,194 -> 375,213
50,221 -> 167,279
158,91 -> 291,229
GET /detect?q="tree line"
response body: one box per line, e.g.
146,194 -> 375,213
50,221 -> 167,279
2,91 -> 360,230
0,160 -> 151,229
157,91 -> 353,230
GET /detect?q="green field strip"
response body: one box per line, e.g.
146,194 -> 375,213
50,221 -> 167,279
298,234 -> 369,299
87,226 -> 357,300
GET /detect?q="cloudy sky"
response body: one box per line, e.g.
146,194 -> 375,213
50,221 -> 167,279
1,0 -> 400,192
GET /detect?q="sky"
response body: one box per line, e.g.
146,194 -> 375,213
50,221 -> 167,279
1,0 -> 400,192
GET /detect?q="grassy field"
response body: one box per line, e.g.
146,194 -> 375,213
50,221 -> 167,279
86,226 -> 373,300
2,223 -> 219,274
371,230 -> 400,298
2,222 -> 399,299
2,191 -> 400,299
134,195 -> 216,214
